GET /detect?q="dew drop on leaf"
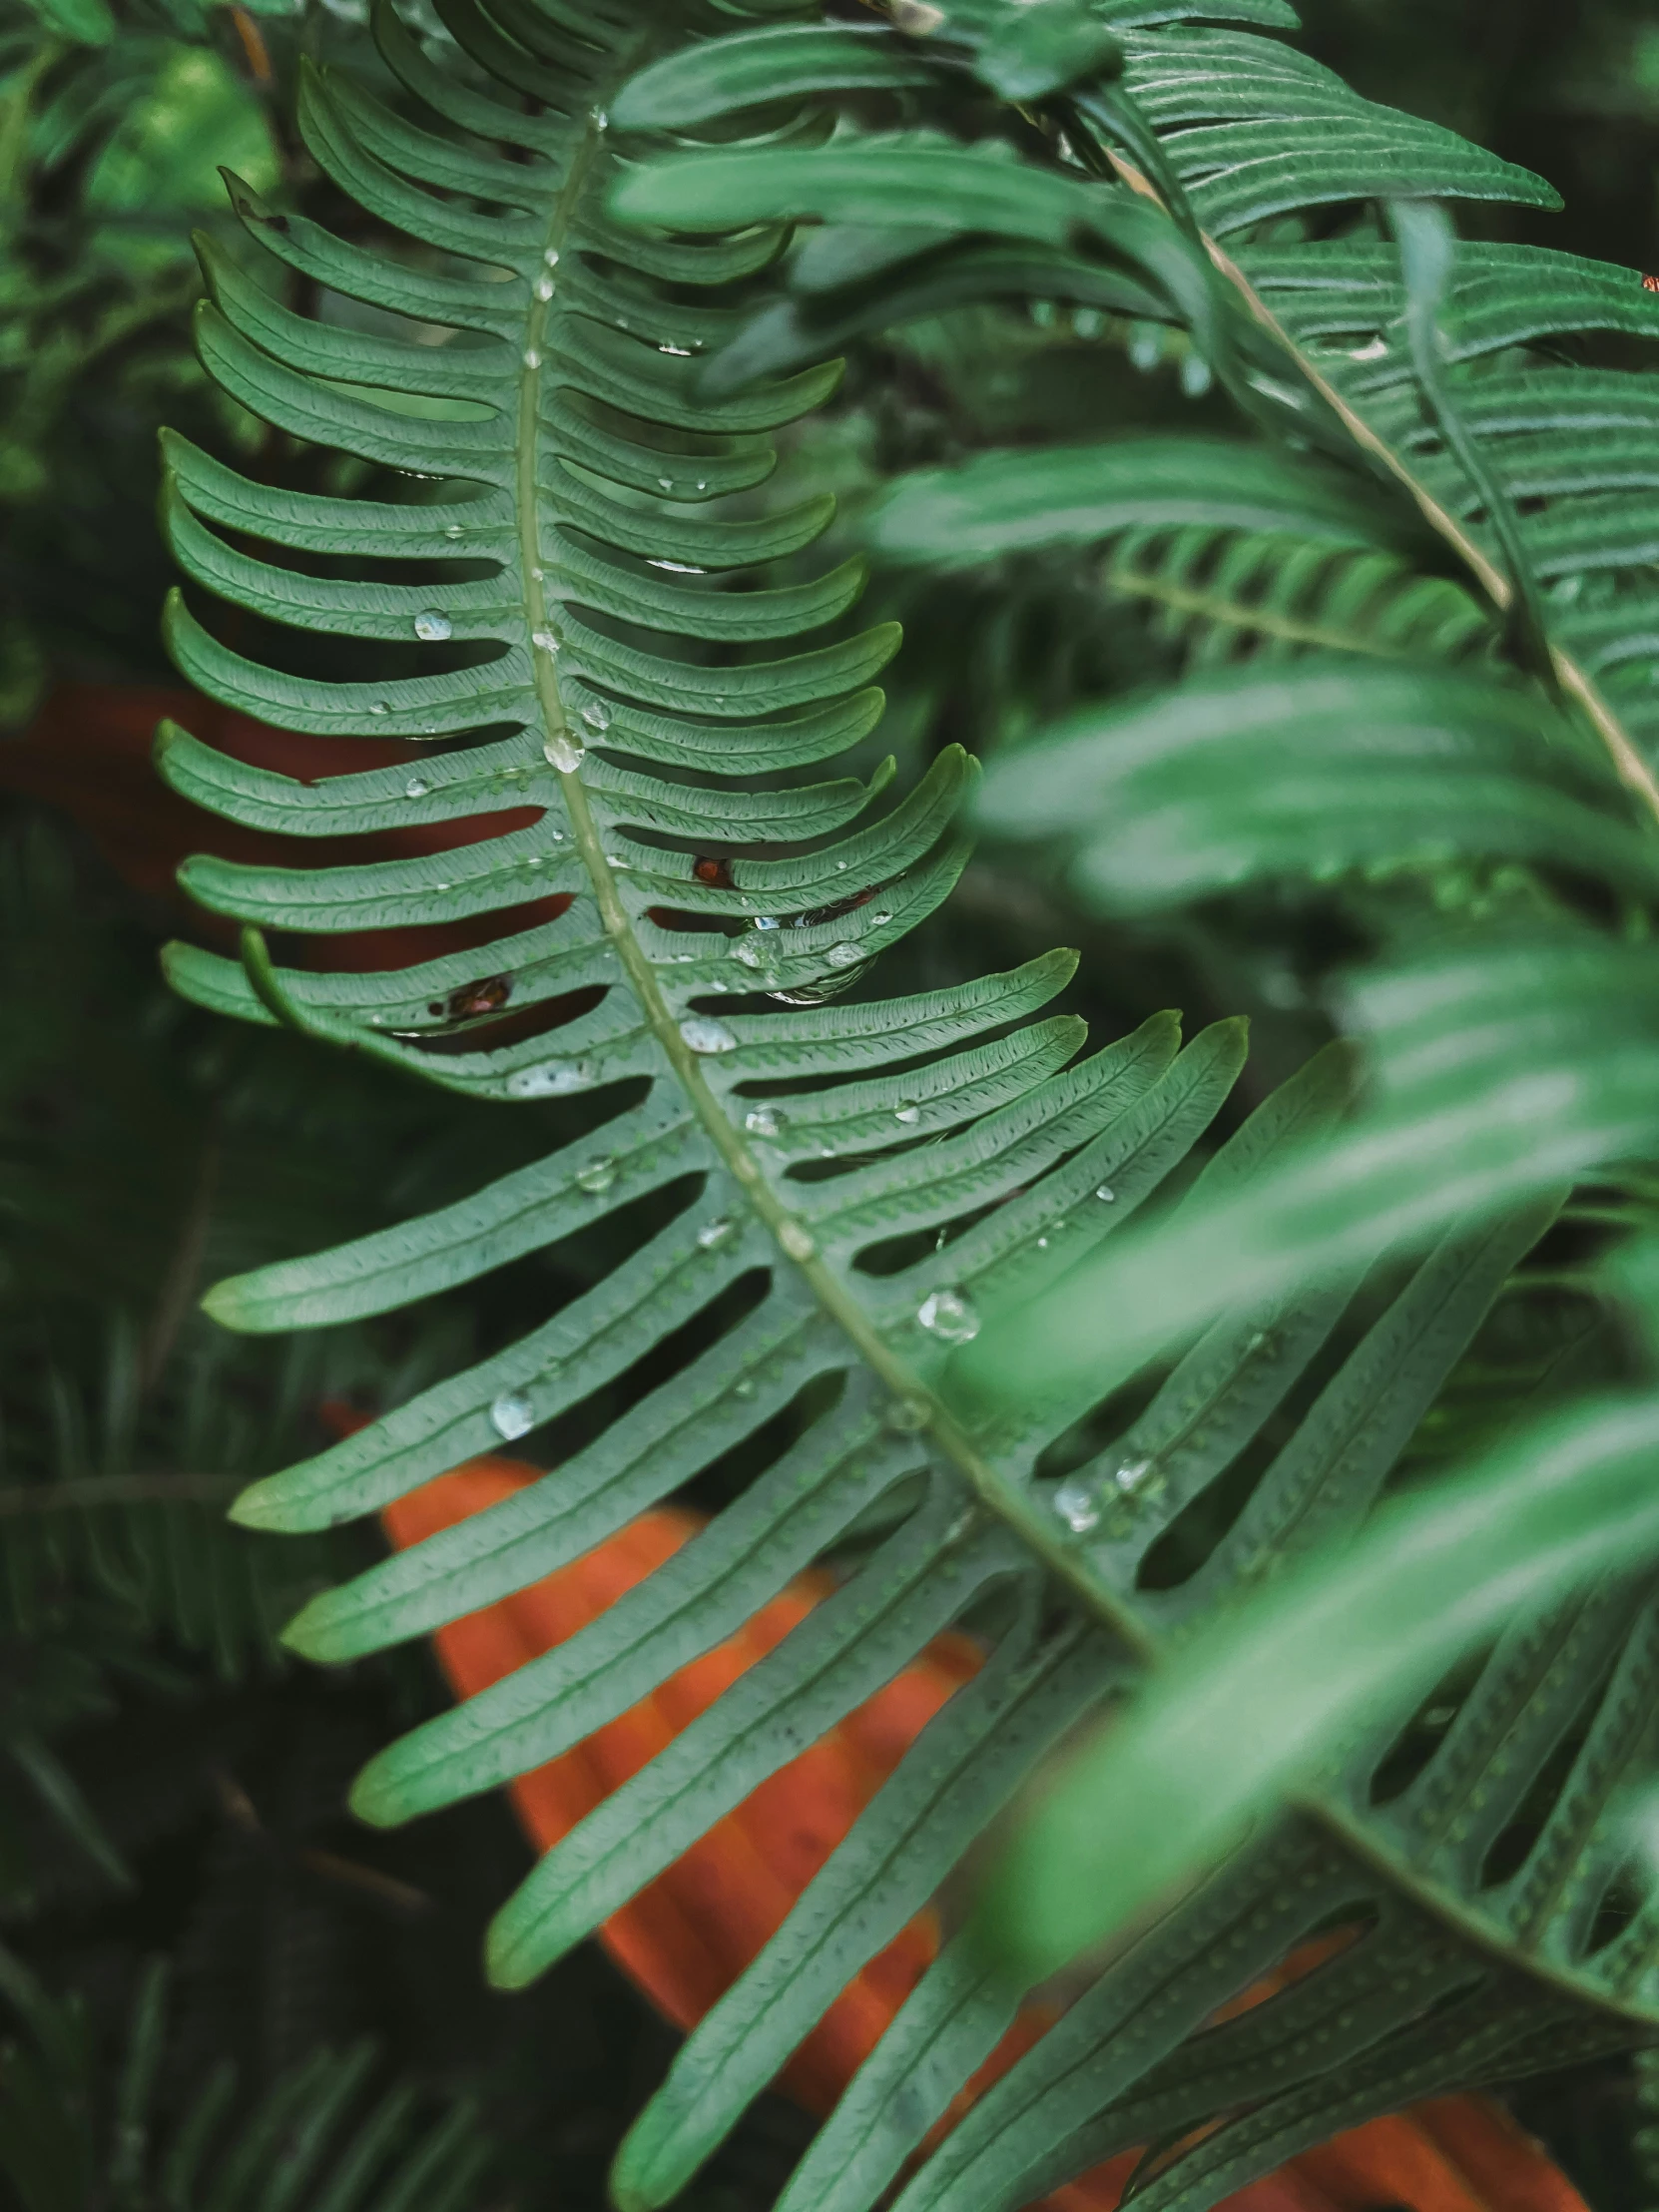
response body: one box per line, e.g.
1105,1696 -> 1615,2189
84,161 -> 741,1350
1095,1184 -> 1116,1202
543,247 -> 560,268
826,942 -> 863,969
778,1219 -> 817,1261
404,777 -> 429,800
413,609 -> 452,642
893,1102 -> 920,1125
1113,1456 -> 1152,1493
917,1288 -> 979,1344
369,702 -> 389,717
523,347 -> 542,368
731,941 -> 764,968
534,275 -> 555,301
744,1103 -> 785,1138
870,911 -> 893,927
696,1216 -> 737,1251
733,1378 -> 758,1400
443,523 -> 465,540
883,1395 -> 930,1433
490,1390 -> 534,1440
581,700 -> 614,731
680,1015 -> 737,1054
543,733 -> 585,773
576,1156 -> 617,1195
1053,1478 -> 1100,1533
532,629 -> 559,654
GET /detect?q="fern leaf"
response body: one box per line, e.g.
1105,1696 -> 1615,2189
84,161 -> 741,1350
160,8 -> 1659,2212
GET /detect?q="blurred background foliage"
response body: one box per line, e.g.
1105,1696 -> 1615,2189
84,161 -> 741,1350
2,2 -> 1658,2209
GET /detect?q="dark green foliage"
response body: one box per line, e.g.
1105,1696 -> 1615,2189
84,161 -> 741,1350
15,0 -> 1659,2209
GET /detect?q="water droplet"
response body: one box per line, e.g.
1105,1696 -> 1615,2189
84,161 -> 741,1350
733,1378 -> 758,1400
917,1288 -> 979,1344
1054,1478 -> 1099,1533
825,942 -> 863,969
870,911 -> 893,927
544,247 -> 561,268
532,628 -> 559,654
778,1219 -> 816,1261
605,852 -> 631,869
530,565 -> 544,581
369,701 -> 389,717
591,106 -> 609,130
745,1104 -> 785,1138
491,1390 -> 534,1439
523,347 -> 542,368
883,1395 -> 930,1433
1095,1184 -> 1116,1203
543,733 -> 585,773
695,480 -> 708,492
893,1102 -> 921,1125
1113,1456 -> 1152,1493
1036,1237 -> 1049,1250
507,1058 -> 592,1097
697,1216 -> 736,1250
1180,349 -> 1213,398
650,558 -> 706,574
753,915 -> 781,931
834,860 -> 848,871
680,1015 -> 737,1054
443,523 -> 465,540
404,776 -> 429,799
534,274 -> 555,301
581,699 -> 614,730
576,1155 -> 617,1195
658,341 -> 694,356
414,609 -> 452,642
1348,334 -> 1389,361
658,477 -> 675,490
1247,370 -> 1308,411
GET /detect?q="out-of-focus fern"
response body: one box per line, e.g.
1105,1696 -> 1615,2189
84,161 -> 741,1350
0,1947 -> 492,2212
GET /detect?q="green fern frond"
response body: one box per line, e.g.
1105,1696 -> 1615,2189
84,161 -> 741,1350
158,7 -> 1659,2212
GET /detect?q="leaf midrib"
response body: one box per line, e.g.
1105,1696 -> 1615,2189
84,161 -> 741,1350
520,100 -> 1147,1648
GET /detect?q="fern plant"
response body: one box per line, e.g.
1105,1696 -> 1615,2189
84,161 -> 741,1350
153,1 -> 1659,2210
0,1947 -> 490,2212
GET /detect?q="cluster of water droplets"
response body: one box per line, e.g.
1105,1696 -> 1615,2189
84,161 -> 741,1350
1053,1454 -> 1156,1537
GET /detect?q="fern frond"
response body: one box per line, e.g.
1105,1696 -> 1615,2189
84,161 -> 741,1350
159,8 -> 1659,2212
0,1951 -> 491,2212
616,0 -> 1659,814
